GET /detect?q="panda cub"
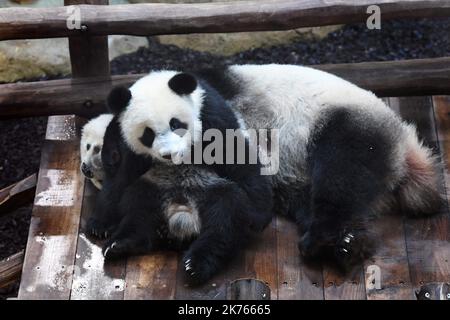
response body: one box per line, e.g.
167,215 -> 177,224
111,64 -> 443,272
89,92 -> 273,284
80,114 -> 114,189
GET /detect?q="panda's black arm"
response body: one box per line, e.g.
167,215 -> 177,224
102,178 -> 165,259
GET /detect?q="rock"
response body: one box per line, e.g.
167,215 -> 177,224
0,39 -> 71,83
0,35 -> 151,82
158,26 -> 342,56
108,36 -> 149,60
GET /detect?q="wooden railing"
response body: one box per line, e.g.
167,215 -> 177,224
0,0 -> 449,119
1,0 -> 449,40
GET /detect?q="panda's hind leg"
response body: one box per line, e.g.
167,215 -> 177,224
182,183 -> 262,285
298,109 -> 392,271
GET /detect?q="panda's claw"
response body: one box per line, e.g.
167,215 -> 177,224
103,246 -> 111,257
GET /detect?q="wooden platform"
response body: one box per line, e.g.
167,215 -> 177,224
17,96 -> 450,300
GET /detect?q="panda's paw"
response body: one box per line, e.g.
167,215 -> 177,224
86,216 -> 116,239
334,230 -> 374,272
182,251 -> 215,286
102,235 -> 152,260
298,230 -> 333,262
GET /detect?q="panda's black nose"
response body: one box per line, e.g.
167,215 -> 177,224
81,163 -> 94,179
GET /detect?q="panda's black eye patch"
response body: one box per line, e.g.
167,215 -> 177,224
169,118 -> 187,131
140,127 -> 155,148
86,144 -> 91,151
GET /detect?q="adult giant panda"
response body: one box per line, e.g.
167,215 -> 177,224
104,64 -> 443,277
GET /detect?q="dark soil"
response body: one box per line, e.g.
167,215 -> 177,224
0,18 -> 449,299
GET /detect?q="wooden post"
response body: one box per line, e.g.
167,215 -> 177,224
65,0 -> 110,78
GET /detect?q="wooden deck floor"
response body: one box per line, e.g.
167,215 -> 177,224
17,96 -> 450,300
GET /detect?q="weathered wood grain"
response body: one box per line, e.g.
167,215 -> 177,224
70,182 -> 127,300
18,115 -> 85,300
0,251 -> 24,289
124,252 -> 178,300
323,267 -> 366,300
2,58 -> 450,119
0,174 -> 37,216
0,0 -> 449,40
394,96 -> 450,291
277,216 -> 324,300
229,278 -> 271,300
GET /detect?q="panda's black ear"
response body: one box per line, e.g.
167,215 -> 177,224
168,73 -> 197,96
107,86 -> 132,114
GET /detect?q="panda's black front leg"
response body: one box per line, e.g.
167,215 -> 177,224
87,178 -> 124,239
102,179 -> 164,259
87,151 -> 152,239
182,184 -> 256,285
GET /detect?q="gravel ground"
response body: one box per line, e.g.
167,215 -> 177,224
0,18 -> 449,299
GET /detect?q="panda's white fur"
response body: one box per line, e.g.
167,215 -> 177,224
80,114 -> 113,189
119,71 -> 204,163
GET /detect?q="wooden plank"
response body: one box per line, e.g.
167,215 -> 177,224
363,217 -> 414,300
65,0 -> 110,78
0,251 -> 24,289
433,96 -> 450,197
0,174 -> 37,216
70,182 -> 127,300
175,220 -> 278,300
394,96 -> 450,291
277,216 -> 324,300
18,115 -> 84,300
2,57 -> 450,119
229,279 -> 271,300
323,267 -> 366,300
124,253 -> 178,300
0,0 -> 449,40
363,98 -> 414,300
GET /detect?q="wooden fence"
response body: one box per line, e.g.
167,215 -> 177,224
0,0 -> 449,119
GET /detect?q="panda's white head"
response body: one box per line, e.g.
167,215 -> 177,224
108,71 -> 204,163
80,114 -> 114,189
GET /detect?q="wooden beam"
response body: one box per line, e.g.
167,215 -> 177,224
1,57 -> 449,119
0,251 -> 24,289
0,174 -> 37,216
0,0 -> 449,40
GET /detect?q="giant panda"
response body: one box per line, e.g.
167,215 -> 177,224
88,94 -> 273,284
80,114 -> 114,190
107,64 -> 444,273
